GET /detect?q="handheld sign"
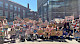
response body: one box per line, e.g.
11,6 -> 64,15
0,31 -> 4,37
0,16 -> 6,20
43,31 -> 50,37
0,21 -> 2,27
51,31 -> 63,36
8,31 -> 16,35
0,28 -> 2,31
24,18 -> 30,22
74,33 -> 80,38
3,25 -> 8,28
37,30 -> 43,35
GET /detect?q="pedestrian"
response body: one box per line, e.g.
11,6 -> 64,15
63,31 -> 68,38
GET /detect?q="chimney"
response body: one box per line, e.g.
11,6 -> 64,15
27,3 -> 29,9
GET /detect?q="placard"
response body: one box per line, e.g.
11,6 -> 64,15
15,16 -> 22,21
74,33 -> 80,38
3,25 -> 8,28
57,23 -> 64,28
51,31 -> 63,36
48,24 -> 53,27
0,32 -> 4,37
0,21 -> 2,27
0,16 -> 6,20
0,28 -> 2,31
37,30 -> 43,35
15,26 -> 20,29
43,32 -> 50,37
24,18 -> 30,22
8,31 -> 16,35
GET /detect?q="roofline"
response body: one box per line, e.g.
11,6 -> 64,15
8,0 -> 31,10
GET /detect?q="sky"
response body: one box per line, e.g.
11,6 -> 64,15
11,0 -> 37,11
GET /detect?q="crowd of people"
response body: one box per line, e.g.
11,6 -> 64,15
0,18 -> 80,42
8,19 -> 80,42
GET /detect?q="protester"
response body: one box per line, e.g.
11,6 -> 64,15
75,29 -> 80,33
56,27 -> 60,31
63,31 -> 68,37
3,19 -> 8,37
68,31 -> 73,36
2,17 -> 80,42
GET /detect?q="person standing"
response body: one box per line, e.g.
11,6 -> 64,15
3,19 -> 8,37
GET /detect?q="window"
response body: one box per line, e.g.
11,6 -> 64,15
23,10 -> 25,13
10,12 -> 13,19
23,10 -> 25,18
14,6 -> 17,11
5,3 -> 8,9
27,12 -> 33,15
14,13 -> 17,18
5,11 -> 8,18
10,5 -> 13,10
35,13 -> 36,15
18,14 -> 20,18
31,13 -> 33,15
18,7 -> 20,12
0,10 -> 3,16
0,1 -> 3,7
44,8 -> 47,13
27,13 -> 30,15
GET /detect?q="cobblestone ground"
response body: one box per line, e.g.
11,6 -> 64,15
4,39 -> 80,44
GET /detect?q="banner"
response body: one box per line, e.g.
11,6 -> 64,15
51,31 -> 63,36
71,20 -> 79,29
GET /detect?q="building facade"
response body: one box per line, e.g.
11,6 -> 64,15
27,11 -> 38,20
0,0 -> 30,21
37,0 -> 80,22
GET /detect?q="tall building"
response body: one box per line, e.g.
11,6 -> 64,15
27,11 -> 38,20
0,0 -> 30,21
37,0 -> 80,22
